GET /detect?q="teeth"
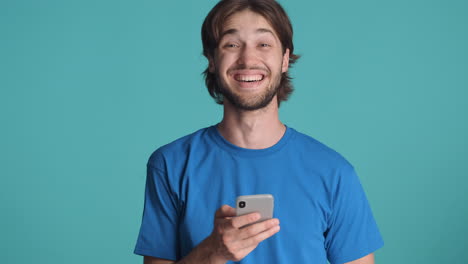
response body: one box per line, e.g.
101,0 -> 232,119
235,75 -> 264,82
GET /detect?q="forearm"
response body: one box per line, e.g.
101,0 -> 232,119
147,206 -> 278,264
176,236 -> 226,264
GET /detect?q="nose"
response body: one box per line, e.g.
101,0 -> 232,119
237,45 -> 259,67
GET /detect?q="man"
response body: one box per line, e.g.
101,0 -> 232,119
134,0 -> 384,263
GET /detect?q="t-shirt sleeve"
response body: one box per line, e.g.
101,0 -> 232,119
134,163 -> 180,260
325,163 -> 384,264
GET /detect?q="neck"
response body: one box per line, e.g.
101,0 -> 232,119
217,97 -> 286,149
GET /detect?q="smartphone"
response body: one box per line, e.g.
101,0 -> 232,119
236,194 -> 274,226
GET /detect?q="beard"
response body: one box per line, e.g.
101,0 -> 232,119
217,68 -> 282,111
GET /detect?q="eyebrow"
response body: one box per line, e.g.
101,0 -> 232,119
220,28 -> 275,39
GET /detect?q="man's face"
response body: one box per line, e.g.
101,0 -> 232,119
210,10 -> 290,111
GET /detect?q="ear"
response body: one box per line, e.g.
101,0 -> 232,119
281,48 -> 290,73
208,55 -> 216,73
208,60 -> 215,73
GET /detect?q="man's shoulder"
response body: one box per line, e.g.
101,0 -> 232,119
158,126 -> 212,152
147,126 -> 213,168
289,127 -> 352,168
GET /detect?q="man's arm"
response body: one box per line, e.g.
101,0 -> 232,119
144,248 -> 375,264
142,205 -> 280,264
344,253 -> 375,264
142,236 -> 221,264
144,256 -> 174,264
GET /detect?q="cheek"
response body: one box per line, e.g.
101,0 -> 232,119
217,55 -> 237,73
261,51 -> 283,67
266,58 -> 284,72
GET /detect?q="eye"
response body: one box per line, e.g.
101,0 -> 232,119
259,43 -> 271,48
224,43 -> 239,48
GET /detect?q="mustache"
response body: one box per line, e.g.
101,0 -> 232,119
227,66 -> 270,74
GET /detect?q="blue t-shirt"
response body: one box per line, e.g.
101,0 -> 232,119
134,125 -> 384,263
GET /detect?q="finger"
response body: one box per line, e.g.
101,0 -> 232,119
240,225 -> 280,249
238,218 -> 280,240
215,205 -> 236,218
218,213 -> 261,233
231,212 -> 261,229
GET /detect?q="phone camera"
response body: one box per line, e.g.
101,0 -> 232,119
239,201 -> 246,208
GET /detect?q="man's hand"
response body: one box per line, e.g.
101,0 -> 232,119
207,205 -> 280,262
143,205 -> 280,264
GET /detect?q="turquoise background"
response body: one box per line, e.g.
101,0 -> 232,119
1,0 -> 467,263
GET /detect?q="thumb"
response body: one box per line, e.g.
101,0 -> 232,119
215,204 -> 236,218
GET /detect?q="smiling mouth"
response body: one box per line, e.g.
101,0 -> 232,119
234,74 -> 265,82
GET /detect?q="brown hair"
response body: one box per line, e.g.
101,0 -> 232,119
201,0 -> 300,107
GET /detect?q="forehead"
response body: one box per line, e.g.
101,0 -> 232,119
221,9 -> 278,38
